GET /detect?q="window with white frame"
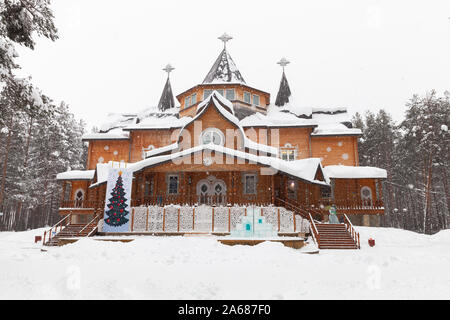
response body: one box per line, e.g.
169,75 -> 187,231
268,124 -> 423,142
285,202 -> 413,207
226,89 -> 235,100
191,93 -> 197,105
252,94 -> 260,106
280,143 -> 296,161
184,96 -> 191,108
243,91 -> 251,104
244,174 -> 257,194
203,89 -> 213,100
168,175 -> 179,195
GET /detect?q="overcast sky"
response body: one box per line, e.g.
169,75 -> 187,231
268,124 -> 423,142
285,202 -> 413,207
15,0 -> 450,129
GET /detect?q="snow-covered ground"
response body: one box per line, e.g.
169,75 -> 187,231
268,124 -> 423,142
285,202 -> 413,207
1,227 -> 450,299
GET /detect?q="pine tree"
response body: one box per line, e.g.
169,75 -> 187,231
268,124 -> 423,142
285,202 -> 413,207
104,173 -> 129,227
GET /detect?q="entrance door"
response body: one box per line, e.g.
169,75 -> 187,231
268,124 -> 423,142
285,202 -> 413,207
196,176 -> 227,205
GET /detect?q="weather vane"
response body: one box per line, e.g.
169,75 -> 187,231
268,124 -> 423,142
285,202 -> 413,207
163,63 -> 175,77
277,57 -> 290,72
218,33 -> 233,49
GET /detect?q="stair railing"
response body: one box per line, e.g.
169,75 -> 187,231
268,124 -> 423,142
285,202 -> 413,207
42,213 -> 72,245
308,212 -> 320,248
343,214 -> 360,249
78,214 -> 101,237
274,197 -> 310,219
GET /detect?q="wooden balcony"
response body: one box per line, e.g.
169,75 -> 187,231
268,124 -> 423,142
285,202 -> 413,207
59,200 -> 97,215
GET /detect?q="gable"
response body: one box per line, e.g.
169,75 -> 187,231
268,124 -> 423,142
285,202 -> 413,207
178,95 -> 245,151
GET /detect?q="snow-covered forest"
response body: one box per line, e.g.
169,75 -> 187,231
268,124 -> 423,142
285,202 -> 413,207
353,91 -> 450,234
0,0 -> 86,230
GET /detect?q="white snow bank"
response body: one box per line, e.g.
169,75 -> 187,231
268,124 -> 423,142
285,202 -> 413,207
82,128 -> 130,140
56,170 -> 95,181
2,226 -> 450,299
324,165 -> 387,179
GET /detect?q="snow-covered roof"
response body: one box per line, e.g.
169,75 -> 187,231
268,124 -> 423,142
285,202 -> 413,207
145,142 -> 178,158
56,170 -> 95,181
124,113 -> 190,130
178,91 -> 278,156
82,128 -> 130,140
323,165 -> 387,179
92,146 -> 327,188
312,123 -> 362,136
203,48 -> 246,84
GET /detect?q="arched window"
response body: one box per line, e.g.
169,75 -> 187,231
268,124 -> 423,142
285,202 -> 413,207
361,186 -> 373,206
74,189 -> 84,208
200,128 -> 225,146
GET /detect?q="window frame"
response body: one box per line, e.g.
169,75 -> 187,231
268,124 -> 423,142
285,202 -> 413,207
167,174 -> 179,195
243,173 -> 257,195
203,89 -> 213,100
252,94 -> 260,106
243,91 -> 251,104
184,96 -> 191,108
226,89 -> 235,101
199,128 -> 225,146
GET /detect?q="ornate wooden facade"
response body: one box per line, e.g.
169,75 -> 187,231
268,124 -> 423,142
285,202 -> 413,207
56,37 -> 386,227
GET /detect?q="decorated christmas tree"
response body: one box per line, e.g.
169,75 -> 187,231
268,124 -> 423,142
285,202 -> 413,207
104,172 -> 129,227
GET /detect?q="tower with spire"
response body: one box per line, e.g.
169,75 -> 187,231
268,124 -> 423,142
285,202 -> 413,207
203,33 -> 246,84
275,58 -> 292,107
176,33 -> 270,120
157,64 -> 177,112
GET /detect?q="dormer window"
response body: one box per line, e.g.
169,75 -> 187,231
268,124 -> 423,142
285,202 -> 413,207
185,96 -> 191,108
191,93 -> 197,105
226,89 -> 235,100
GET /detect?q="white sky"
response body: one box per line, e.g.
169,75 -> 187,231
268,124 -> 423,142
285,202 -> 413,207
15,0 -> 450,129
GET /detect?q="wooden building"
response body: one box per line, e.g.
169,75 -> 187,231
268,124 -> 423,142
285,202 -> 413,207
56,34 -> 386,233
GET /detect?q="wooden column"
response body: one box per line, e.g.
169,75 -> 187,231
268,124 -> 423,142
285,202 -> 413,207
139,173 -> 145,205
271,175 -> 275,204
131,208 -> 135,232
212,207 -> 215,232
60,181 -> 67,206
228,171 -> 232,205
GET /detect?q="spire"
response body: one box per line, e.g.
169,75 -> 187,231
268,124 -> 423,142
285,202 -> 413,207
157,64 -> 176,112
275,58 -> 292,107
203,33 -> 246,84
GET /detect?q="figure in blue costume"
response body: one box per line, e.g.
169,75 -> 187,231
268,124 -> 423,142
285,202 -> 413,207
328,205 -> 339,224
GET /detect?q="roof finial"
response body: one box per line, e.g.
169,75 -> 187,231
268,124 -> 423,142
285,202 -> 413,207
163,63 -> 175,78
218,32 -> 233,49
277,57 -> 290,73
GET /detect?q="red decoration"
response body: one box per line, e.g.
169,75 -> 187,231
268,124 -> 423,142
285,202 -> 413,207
368,238 -> 375,247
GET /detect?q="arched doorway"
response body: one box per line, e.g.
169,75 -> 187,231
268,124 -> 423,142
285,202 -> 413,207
196,176 -> 227,205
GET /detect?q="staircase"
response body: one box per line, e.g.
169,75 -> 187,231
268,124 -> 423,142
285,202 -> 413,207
43,214 -> 100,246
315,223 -> 358,249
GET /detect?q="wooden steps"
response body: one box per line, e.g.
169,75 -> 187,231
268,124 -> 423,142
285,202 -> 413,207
44,223 -> 98,246
315,223 -> 358,249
